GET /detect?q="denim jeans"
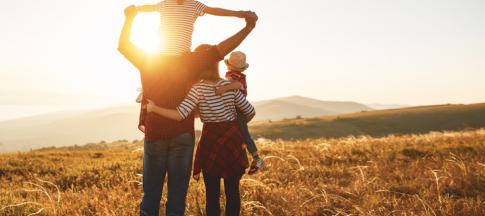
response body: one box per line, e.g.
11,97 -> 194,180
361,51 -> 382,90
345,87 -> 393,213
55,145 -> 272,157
237,111 -> 258,154
140,133 -> 195,216
203,172 -> 242,216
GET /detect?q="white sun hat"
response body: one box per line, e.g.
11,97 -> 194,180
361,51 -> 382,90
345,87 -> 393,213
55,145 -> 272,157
224,51 -> 249,72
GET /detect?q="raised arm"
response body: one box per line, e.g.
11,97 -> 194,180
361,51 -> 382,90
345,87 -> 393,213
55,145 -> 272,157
216,12 -> 258,57
118,5 -> 146,69
204,7 -> 246,18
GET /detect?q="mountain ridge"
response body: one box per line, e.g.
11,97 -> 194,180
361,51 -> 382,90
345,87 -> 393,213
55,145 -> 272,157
0,96 -> 421,152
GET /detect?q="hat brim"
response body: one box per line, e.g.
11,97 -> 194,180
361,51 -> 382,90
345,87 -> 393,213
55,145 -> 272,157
224,59 -> 249,72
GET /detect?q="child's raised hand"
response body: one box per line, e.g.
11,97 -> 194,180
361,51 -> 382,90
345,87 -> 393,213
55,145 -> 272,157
124,5 -> 138,17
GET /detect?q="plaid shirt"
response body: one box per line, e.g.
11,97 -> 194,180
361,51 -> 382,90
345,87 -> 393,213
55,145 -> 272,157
193,121 -> 249,177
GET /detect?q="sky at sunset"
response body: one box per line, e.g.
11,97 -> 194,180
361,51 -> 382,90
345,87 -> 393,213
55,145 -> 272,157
1,0 -> 484,120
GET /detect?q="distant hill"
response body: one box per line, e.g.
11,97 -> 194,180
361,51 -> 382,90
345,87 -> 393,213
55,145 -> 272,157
366,103 -> 409,110
252,100 -> 335,121
253,96 -> 372,121
5,97 -> 481,153
2,98 -> 483,153
0,96 -> 371,152
250,103 -> 485,140
0,104 -> 143,152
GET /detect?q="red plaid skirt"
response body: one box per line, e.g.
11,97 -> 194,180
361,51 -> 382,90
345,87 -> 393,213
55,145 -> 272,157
193,121 -> 249,178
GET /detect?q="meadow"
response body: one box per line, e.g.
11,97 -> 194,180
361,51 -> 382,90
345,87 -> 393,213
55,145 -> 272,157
251,103 -> 485,140
1,128 -> 484,215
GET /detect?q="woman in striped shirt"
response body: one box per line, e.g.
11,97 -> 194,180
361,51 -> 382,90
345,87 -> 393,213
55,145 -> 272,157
146,45 -> 255,216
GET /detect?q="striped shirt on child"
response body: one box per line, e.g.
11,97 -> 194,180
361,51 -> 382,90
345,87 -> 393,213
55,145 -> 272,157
157,0 -> 207,55
176,80 -> 255,123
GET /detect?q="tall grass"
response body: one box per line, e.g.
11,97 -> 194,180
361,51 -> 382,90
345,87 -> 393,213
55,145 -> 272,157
1,130 -> 484,215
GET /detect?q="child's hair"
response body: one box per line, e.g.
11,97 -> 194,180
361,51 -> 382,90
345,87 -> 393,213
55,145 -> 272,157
176,0 -> 184,5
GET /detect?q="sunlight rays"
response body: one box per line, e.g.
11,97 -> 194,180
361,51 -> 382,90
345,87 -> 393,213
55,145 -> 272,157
131,13 -> 165,54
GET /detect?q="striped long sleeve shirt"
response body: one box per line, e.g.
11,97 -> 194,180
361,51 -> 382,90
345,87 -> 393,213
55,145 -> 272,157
157,0 -> 207,55
176,80 -> 255,122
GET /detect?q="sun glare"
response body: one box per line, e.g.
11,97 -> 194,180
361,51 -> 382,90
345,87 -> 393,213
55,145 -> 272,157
131,14 -> 164,54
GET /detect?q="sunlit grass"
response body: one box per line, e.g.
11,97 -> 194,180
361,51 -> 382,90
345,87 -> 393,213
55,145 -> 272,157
1,129 -> 484,215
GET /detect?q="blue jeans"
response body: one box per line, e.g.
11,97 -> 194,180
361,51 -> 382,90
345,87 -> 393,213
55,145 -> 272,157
140,133 -> 195,216
237,111 -> 258,154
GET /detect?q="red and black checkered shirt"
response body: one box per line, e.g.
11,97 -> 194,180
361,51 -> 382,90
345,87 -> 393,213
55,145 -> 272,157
193,121 -> 249,178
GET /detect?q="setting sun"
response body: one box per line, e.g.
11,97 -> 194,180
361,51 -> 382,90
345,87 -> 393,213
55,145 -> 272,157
1,1 -> 485,215
131,13 -> 164,54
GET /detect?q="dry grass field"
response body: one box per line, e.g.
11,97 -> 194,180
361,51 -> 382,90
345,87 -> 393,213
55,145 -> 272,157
1,129 -> 484,215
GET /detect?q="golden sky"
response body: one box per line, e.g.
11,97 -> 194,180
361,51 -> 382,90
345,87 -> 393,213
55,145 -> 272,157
1,0 -> 485,120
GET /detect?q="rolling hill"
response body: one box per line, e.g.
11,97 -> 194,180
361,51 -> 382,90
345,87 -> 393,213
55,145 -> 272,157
2,97 -> 483,153
0,104 -> 143,152
252,96 -> 372,121
0,96 -> 371,152
366,103 -> 409,110
250,103 -> 485,140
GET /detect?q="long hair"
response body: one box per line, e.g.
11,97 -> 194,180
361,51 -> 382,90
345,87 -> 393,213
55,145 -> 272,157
195,44 -> 221,82
176,0 -> 184,5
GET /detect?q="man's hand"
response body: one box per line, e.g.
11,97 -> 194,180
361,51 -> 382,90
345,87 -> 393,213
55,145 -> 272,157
124,5 -> 138,18
215,10 -> 258,59
146,99 -> 156,113
244,11 -> 258,29
242,11 -> 258,20
138,125 -> 146,133
237,10 -> 256,19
